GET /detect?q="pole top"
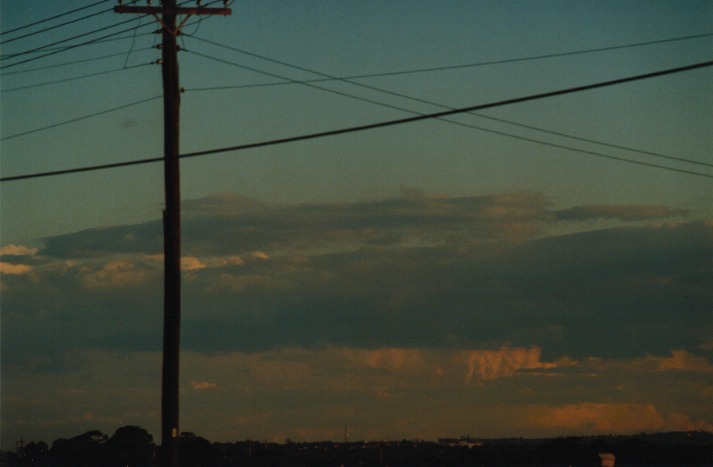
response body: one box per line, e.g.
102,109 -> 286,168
114,5 -> 231,15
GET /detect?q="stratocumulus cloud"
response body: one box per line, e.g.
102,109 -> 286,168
553,204 -> 689,221
0,244 -> 38,256
0,262 -> 33,275
3,193 -> 711,360
2,192 -> 712,444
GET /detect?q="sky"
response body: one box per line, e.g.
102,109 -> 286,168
1,0 -> 713,449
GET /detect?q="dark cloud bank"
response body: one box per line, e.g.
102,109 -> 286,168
2,192 -> 710,371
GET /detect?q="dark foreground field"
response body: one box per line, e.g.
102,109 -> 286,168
2,429 -> 712,466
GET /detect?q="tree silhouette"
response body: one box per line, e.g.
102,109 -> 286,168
104,425 -> 156,467
179,432 -> 214,467
50,430 -> 107,467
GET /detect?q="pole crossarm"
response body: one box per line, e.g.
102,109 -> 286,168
114,6 -> 231,16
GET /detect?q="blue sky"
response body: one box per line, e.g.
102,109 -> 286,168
2,0 -> 713,448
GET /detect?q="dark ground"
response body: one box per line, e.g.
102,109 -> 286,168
2,429 -> 712,466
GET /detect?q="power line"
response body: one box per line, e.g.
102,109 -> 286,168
3,60 -> 712,183
0,15 -> 143,60
0,95 -> 161,142
0,0 -> 214,67
0,0 -> 109,37
0,4 -> 227,139
0,47 -> 154,77
186,31 -> 713,92
186,37 -> 713,170
470,113 -> 713,169
0,18 -> 152,70
0,62 -> 154,93
16,31 -> 157,54
185,49 -> 430,116
0,6 -> 113,46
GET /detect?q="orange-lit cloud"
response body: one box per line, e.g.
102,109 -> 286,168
181,256 -> 207,271
149,254 -> 260,271
531,403 -> 713,435
336,346 -> 570,383
190,381 -> 218,390
536,403 -> 665,432
0,244 -> 38,256
79,259 -> 154,289
460,346 -> 571,382
0,262 -> 33,275
654,350 -> 713,372
206,255 -> 247,267
251,251 -> 270,261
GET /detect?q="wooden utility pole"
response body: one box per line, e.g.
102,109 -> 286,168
114,3 -> 230,467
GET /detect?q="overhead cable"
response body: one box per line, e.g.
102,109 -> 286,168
0,0 -> 212,66
0,95 -> 161,142
0,18 -> 151,70
0,47 -> 154,77
187,38 -> 713,170
187,31 -> 713,92
0,0 -> 109,37
0,7 -> 113,46
1,63 -> 154,93
2,60 -> 712,182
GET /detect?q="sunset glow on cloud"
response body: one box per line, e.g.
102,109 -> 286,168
2,193 -> 712,445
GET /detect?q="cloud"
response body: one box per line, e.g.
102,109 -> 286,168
554,204 -> 689,222
39,192 -> 552,259
460,347 -> 572,382
181,256 -> 207,271
41,223 -> 162,258
0,245 -> 38,276
0,244 -> 38,256
0,262 -> 33,275
532,403 -> 713,435
535,403 -> 666,433
336,346 -> 570,385
654,350 -> 713,373
190,381 -> 218,390
3,193 -> 711,365
79,259 -> 157,289
250,251 -> 269,261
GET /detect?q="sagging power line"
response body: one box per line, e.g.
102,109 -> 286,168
0,62 -> 154,93
185,35 -> 713,170
2,59 -> 712,183
0,21 -> 154,70
185,31 -> 713,92
0,0 -> 110,37
0,6 -> 114,46
0,47 -> 154,76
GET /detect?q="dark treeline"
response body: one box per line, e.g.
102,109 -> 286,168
1,428 -> 712,466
